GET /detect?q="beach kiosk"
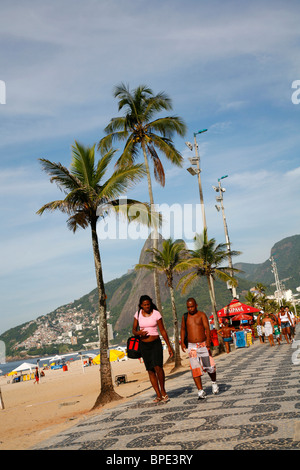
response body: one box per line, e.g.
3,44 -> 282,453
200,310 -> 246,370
8,362 -> 35,382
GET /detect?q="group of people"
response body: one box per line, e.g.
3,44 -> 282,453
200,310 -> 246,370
132,295 -> 218,402
131,295 -> 298,402
256,306 -> 297,346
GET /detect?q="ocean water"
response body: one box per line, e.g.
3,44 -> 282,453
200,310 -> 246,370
0,350 -> 98,376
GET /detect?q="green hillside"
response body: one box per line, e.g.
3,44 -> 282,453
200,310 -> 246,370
235,234 -> 300,291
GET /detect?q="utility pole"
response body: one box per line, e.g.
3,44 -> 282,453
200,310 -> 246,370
269,255 -> 283,306
186,129 -> 208,232
213,175 -> 237,298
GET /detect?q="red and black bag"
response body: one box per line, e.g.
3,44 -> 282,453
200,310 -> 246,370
126,311 -> 142,359
126,335 -> 142,359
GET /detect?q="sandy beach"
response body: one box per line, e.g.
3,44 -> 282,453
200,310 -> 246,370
0,351 -> 190,450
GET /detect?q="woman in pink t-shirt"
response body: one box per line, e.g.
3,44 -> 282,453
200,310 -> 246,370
132,295 -> 173,403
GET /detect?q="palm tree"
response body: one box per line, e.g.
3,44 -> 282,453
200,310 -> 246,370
37,141 -> 151,408
98,83 -> 187,312
177,229 -> 241,337
255,283 -> 267,296
245,291 -> 258,307
135,238 -> 188,371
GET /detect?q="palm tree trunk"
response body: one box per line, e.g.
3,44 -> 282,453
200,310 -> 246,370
169,282 -> 182,369
141,143 -> 162,313
90,217 -> 121,409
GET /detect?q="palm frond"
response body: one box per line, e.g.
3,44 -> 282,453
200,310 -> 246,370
115,136 -> 140,168
94,147 -> 117,184
98,123 -> 128,154
36,199 -> 73,215
148,116 -> 187,138
135,262 -> 159,271
101,163 -> 146,202
142,93 -> 173,122
212,269 -> 235,285
148,133 -> 183,167
177,271 -> 198,294
71,141 -> 96,187
38,159 -> 81,193
66,211 -> 90,233
147,144 -> 165,186
111,198 -> 160,229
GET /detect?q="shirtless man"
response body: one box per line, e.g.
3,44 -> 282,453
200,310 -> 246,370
181,298 -> 218,400
217,320 -> 235,353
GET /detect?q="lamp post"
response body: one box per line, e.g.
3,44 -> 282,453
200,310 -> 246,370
269,255 -> 283,306
213,175 -> 237,298
186,129 -> 208,231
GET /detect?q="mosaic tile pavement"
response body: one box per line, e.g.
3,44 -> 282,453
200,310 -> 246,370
32,330 -> 300,450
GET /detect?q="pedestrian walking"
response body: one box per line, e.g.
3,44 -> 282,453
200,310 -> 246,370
217,320 -> 235,354
33,367 -> 39,384
180,298 -> 218,400
273,323 -> 281,345
285,306 -> 296,341
256,312 -> 265,343
261,313 -> 275,346
132,295 -> 173,403
278,306 -> 292,344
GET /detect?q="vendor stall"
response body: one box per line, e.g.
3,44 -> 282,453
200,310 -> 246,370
7,362 -> 36,382
217,298 -> 260,317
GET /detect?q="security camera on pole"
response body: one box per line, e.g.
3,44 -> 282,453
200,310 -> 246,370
213,175 -> 237,298
185,129 -> 208,231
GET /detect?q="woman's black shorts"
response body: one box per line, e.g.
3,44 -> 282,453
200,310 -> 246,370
140,337 -> 163,371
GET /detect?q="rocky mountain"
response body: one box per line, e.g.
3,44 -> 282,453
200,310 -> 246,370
105,235 -> 254,336
234,234 -> 300,291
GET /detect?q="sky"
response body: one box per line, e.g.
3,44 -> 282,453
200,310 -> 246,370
0,0 -> 300,334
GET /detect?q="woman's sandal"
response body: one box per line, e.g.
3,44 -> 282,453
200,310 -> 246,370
153,397 -> 162,403
162,395 -> 170,402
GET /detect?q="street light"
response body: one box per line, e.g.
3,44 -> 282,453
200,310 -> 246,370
213,175 -> 237,298
185,129 -> 208,231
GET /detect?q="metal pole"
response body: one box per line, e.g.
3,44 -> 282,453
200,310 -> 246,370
217,179 -> 237,298
194,133 -> 207,231
270,256 -> 283,306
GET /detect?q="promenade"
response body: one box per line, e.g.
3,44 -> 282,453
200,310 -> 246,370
32,329 -> 300,451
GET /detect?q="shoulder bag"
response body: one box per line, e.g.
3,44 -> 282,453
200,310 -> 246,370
127,311 -> 142,359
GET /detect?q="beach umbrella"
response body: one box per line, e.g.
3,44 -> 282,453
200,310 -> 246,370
81,353 -> 97,360
109,349 -> 125,362
231,313 -> 253,321
49,355 -> 62,362
7,362 -> 35,376
217,299 -> 260,316
92,349 -> 125,364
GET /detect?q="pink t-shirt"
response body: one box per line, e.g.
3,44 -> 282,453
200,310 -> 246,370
134,309 -> 162,336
